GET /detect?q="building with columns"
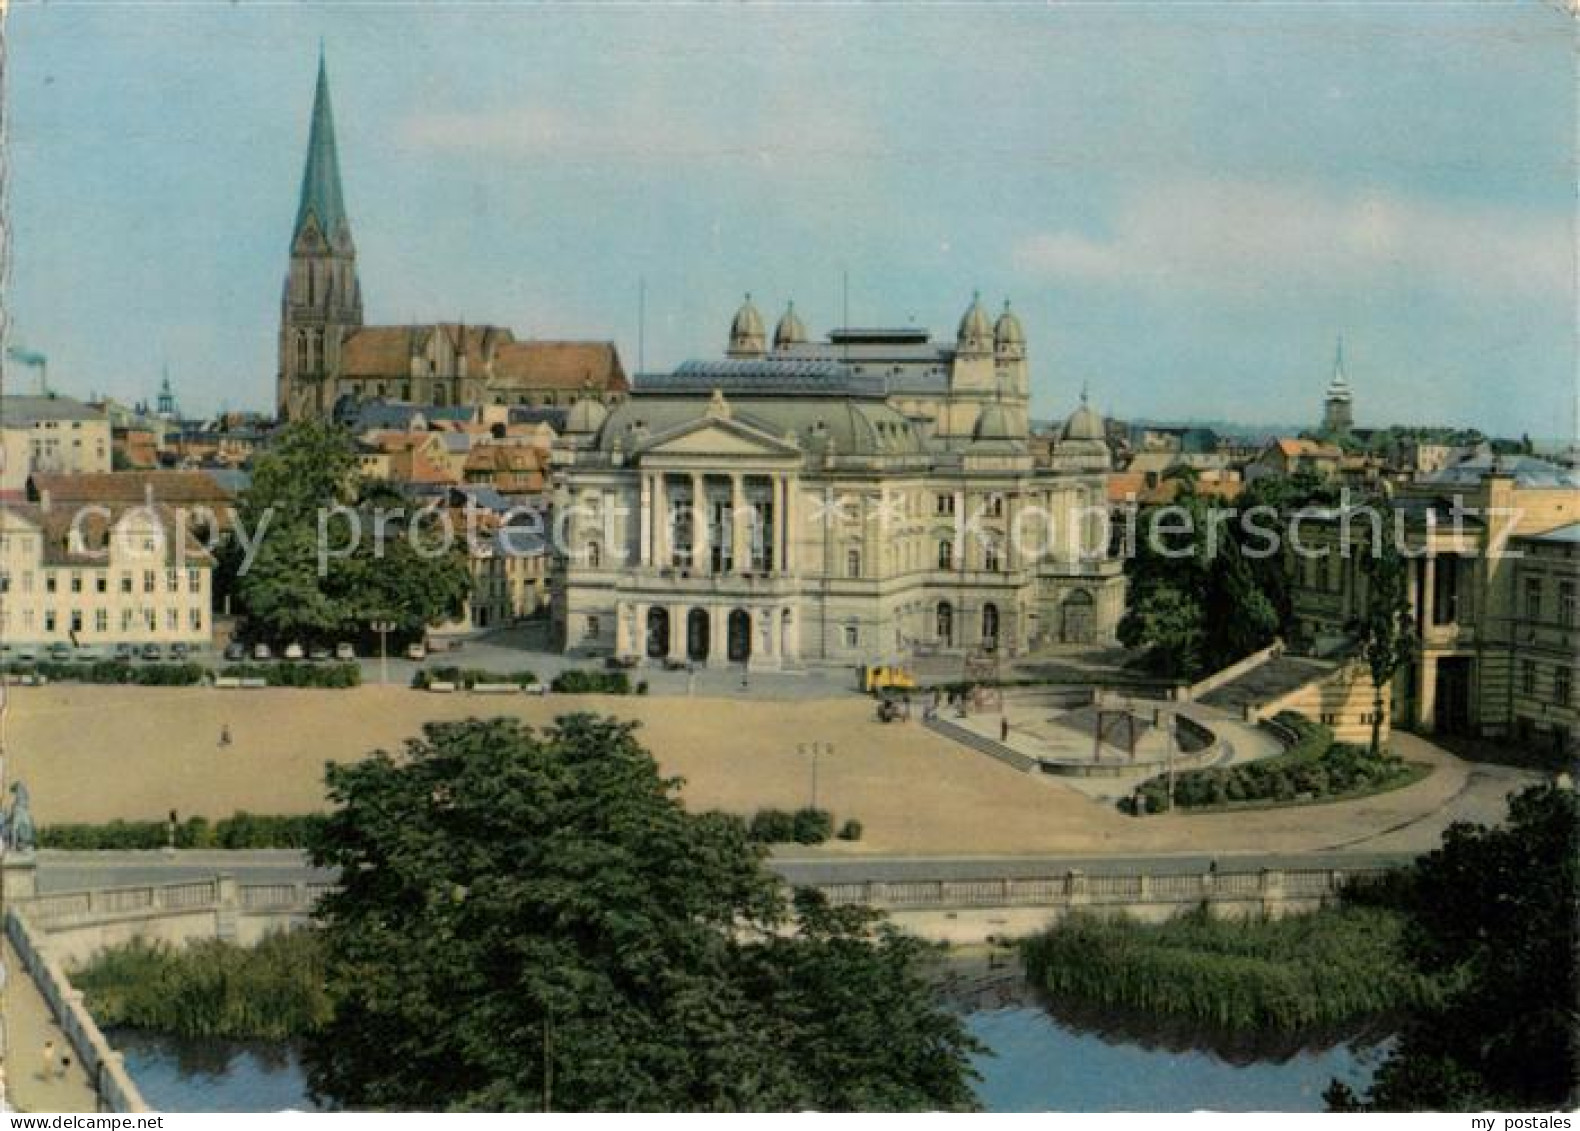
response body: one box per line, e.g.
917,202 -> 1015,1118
1289,453 -> 1579,748
551,298 -> 1124,669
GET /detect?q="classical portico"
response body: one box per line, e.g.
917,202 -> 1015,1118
554,307 -> 1126,668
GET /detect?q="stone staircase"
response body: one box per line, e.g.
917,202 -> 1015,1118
922,715 -> 1037,772
1198,654 -> 1335,715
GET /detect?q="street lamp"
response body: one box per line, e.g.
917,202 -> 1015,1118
371,621 -> 397,686
798,742 -> 833,811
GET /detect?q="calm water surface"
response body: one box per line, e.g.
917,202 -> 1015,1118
115,965 -> 1384,1113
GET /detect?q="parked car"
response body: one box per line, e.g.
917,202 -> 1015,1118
16,646 -> 38,664
252,643 -> 273,661
334,642 -> 356,661
223,642 -> 246,662
283,642 -> 305,661
308,645 -> 332,662
140,643 -> 163,662
405,642 -> 427,661
171,643 -> 190,661
113,643 -> 136,662
47,642 -> 73,662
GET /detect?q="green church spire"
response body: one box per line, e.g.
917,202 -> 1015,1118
293,48 -> 352,249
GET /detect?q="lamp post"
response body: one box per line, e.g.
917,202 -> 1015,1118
371,620 -> 397,686
798,741 -> 833,811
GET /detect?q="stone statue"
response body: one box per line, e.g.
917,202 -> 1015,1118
7,782 -> 36,854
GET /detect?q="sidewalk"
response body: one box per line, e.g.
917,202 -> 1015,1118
2,938 -> 98,1112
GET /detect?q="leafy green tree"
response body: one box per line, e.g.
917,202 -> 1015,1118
1358,528 -> 1413,755
304,716 -> 980,1111
225,421 -> 470,641
1328,785 -> 1578,1111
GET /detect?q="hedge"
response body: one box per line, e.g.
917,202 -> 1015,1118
746,807 -> 836,845
412,666 -> 539,690
0,660 -> 207,686
550,669 -> 632,695
1125,711 -> 1418,814
220,662 -> 361,688
39,811 -> 328,851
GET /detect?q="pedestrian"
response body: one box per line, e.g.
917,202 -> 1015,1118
59,1054 -> 72,1081
1000,716 -> 1010,743
219,723 -> 232,747
40,1039 -> 55,1082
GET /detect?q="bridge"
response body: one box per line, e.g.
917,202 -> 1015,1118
3,847 -> 1409,1112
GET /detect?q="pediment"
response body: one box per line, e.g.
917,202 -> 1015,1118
638,418 -> 800,460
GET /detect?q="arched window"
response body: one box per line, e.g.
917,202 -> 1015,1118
937,540 -> 953,570
295,330 -> 309,372
982,602 -> 1000,644
306,265 -> 315,306
846,548 -> 861,578
586,542 -> 601,568
936,601 -> 954,645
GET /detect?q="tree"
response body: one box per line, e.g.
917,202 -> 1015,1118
304,716 -> 980,1111
1357,526 -> 1413,756
224,421 -> 470,641
1328,785 -> 1578,1111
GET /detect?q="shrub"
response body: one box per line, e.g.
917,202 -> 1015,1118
791,807 -> 834,845
1122,713 -> 1420,813
747,809 -> 797,844
4,660 -> 208,686
837,819 -> 863,842
222,663 -> 360,688
551,669 -> 632,695
413,667 -> 538,690
39,811 -> 326,851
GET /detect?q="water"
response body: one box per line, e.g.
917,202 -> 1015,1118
111,1031 -> 321,1114
114,984 -> 1384,1112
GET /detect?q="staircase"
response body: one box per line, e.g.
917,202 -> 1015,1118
922,715 -> 1037,772
1199,655 -> 1335,715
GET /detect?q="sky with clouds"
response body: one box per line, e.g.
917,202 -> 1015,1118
7,3 -> 1574,438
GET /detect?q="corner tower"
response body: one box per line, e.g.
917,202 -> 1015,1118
278,50 -> 363,420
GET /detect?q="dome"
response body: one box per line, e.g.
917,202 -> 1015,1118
993,301 -> 1024,349
1061,393 -> 1106,443
973,400 -> 1018,442
727,293 -> 766,357
957,291 -> 993,348
565,395 -> 608,435
773,301 -> 807,349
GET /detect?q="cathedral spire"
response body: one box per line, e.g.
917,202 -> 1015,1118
293,49 -> 352,250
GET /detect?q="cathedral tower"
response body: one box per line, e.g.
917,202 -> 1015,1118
1322,336 -> 1354,436
278,50 -> 363,420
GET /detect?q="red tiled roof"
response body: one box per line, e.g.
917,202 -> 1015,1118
28,471 -> 235,507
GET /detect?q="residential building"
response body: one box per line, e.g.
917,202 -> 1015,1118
0,503 -> 214,648
1,396 -> 111,495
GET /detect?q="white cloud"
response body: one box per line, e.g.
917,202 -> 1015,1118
1014,179 -> 1572,303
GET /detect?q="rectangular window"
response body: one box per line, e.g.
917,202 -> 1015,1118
143,609 -> 156,631
70,572 -> 83,593
44,611 -> 55,632
143,571 -> 155,594
70,610 -> 83,633
1557,666 -> 1573,709
189,608 -> 203,631
1523,659 -> 1538,697
166,569 -> 179,592
166,609 -> 179,631
1560,581 -> 1576,628
1525,577 -> 1542,621
843,624 -> 859,649
188,568 -> 202,593
846,549 -> 861,578
120,573 -> 132,594
95,609 -> 108,633
584,615 -> 601,640
935,494 -> 955,517
121,609 -> 133,632
95,573 -> 108,594
45,574 -> 56,594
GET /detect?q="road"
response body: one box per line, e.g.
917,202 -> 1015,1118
33,845 -> 1418,895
